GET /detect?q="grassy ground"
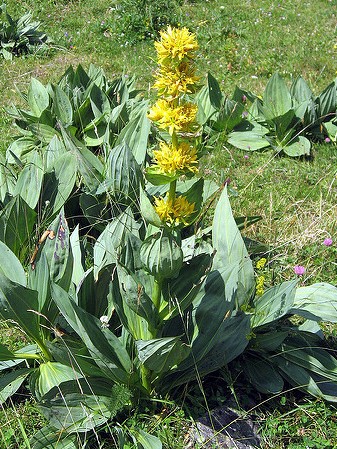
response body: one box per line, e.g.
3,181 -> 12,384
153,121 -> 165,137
0,0 -> 337,447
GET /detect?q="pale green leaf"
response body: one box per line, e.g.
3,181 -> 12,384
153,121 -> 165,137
252,279 -> 298,328
0,240 -> 26,286
27,78 -> 50,117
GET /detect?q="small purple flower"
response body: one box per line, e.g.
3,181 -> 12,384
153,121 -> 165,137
244,154 -> 249,159
294,265 -> 305,276
325,137 -> 331,143
242,94 -> 247,103
323,238 -> 333,247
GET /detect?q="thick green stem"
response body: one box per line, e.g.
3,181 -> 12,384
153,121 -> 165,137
37,340 -> 52,362
171,131 -> 178,149
14,353 -> 42,360
168,179 -> 177,204
152,278 -> 162,312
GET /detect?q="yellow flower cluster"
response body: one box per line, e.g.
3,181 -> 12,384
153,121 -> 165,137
148,26 -> 200,228
154,195 -> 195,226
154,26 -> 199,65
256,275 -> 265,296
152,141 -> 199,176
153,63 -> 199,99
256,257 -> 267,270
148,99 -> 197,136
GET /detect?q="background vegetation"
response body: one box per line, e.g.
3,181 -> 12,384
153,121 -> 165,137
0,0 -> 336,448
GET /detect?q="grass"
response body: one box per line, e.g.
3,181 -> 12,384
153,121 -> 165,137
0,0 -> 337,447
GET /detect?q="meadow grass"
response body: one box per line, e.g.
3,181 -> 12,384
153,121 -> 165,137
0,0 -> 336,447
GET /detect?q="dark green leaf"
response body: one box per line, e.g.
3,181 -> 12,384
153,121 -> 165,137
0,368 -> 32,404
136,337 -> 190,374
0,195 -> 37,259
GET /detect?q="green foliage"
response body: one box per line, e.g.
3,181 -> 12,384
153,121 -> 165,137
7,64 -> 149,161
260,398 -> 337,449
102,0 -> 183,45
0,4 -> 51,60
199,72 -> 337,157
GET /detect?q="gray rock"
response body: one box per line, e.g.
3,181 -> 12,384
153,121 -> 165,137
186,399 -> 261,449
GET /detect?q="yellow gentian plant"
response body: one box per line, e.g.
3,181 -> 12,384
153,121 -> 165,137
147,25 -> 200,227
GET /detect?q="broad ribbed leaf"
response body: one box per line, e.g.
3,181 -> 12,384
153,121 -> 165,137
213,97 -> 244,132
195,84 -> 217,124
69,225 -> 85,286
212,187 -> 254,296
28,252 -> 51,323
164,311 -> 250,389
281,345 -> 337,382
42,152 -> 77,216
243,356 -> 284,394
117,265 -> 161,332
14,151 -> 43,209
98,141 -> 142,205
160,253 -> 213,320
53,85 -> 73,126
31,361 -> 82,399
228,130 -> 270,151
263,72 -> 292,119
0,154 -> 16,201
251,331 -> 288,352
274,355 -> 337,401
139,187 -> 162,227
283,136 -> 311,157
317,80 -> 337,118
77,265 -> 114,318
38,379 -> 129,432
90,83 -> 110,117
29,123 -> 59,144
60,127 -> 103,190
30,426 -> 77,449
0,240 -> 26,286
130,428 -> 162,449
6,137 -> 37,164
0,343 -> 15,361
93,208 -> 139,279
136,337 -> 190,374
0,273 -> 44,344
44,135 -> 67,170
252,279 -> 298,328
207,72 -> 223,109
116,101 -> 150,164
51,283 -> 132,384
27,78 -> 50,117
0,195 -> 37,259
0,368 -> 32,404
179,264 -> 244,367
290,76 -> 314,119
290,282 -> 337,322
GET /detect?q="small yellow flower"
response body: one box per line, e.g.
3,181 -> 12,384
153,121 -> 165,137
154,195 -> 196,226
155,26 -> 199,65
153,62 -> 199,98
148,99 -> 197,135
152,141 -> 199,176
256,257 -> 267,270
256,275 -> 265,296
